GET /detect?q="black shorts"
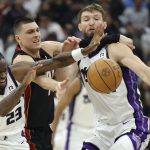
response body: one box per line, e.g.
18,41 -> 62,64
25,126 -> 53,150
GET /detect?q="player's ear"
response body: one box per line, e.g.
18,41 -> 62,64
78,23 -> 82,31
15,35 -> 20,43
103,22 -> 107,30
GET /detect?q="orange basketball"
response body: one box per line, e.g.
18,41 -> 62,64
87,59 -> 122,94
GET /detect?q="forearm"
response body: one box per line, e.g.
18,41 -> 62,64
51,103 -> 66,133
139,66 -> 150,86
51,111 -> 61,133
0,82 -> 28,117
37,48 -> 85,75
37,43 -> 100,75
34,76 -> 58,91
79,34 -> 120,48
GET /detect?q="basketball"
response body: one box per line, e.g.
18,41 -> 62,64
87,59 -> 122,94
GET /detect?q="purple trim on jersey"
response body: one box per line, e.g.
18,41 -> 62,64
122,67 -> 149,141
128,131 -> 142,150
65,98 -> 76,150
65,85 -> 82,150
21,130 -> 26,137
7,67 -> 18,88
82,142 -> 100,150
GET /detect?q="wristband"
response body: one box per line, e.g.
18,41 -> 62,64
71,48 -> 84,61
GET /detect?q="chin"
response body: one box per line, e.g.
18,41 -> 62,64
89,32 -> 94,36
35,43 -> 41,49
84,31 -> 94,37
35,45 -> 41,49
84,33 -> 93,38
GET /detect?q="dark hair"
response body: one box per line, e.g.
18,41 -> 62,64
13,17 -> 35,34
0,52 -> 4,60
77,3 -> 106,23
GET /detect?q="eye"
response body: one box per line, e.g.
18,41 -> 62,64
82,17 -> 89,22
36,28 -> 40,32
94,17 -> 101,21
27,30 -> 33,34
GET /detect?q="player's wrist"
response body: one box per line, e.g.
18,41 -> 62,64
71,48 -> 84,62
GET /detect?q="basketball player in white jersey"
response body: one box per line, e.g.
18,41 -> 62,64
0,53 -> 41,149
70,3 -> 150,150
53,77 -> 96,150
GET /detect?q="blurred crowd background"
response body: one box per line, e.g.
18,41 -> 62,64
0,0 -> 150,142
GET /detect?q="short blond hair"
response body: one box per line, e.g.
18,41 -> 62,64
77,3 -> 106,23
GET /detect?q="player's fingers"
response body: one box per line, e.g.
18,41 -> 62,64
59,79 -> 69,89
67,37 -> 76,43
70,36 -> 81,43
66,37 -> 81,43
64,40 -> 72,45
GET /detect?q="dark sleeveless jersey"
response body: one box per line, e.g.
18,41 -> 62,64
12,46 -> 55,128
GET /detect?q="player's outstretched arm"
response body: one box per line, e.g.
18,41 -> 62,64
0,64 -> 40,117
36,24 -> 105,75
109,43 -> 150,86
80,33 -> 134,50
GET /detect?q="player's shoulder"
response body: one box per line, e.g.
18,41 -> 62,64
41,41 -> 62,49
41,41 -> 63,56
13,55 -> 34,64
107,42 -> 130,55
108,42 -> 124,49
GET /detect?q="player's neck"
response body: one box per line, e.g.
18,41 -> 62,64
22,48 -> 40,58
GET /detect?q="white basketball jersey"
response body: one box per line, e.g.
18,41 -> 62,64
0,68 -> 25,136
68,82 -> 95,128
79,47 -> 147,126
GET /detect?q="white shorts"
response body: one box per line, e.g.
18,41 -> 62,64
83,119 -> 150,150
54,124 -> 94,150
54,129 -> 67,150
67,125 -> 94,150
0,131 -> 29,150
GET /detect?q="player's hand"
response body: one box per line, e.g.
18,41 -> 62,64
55,79 -> 69,100
62,36 -> 81,52
90,22 -> 106,46
119,35 -> 135,50
82,23 -> 107,54
22,63 -> 43,86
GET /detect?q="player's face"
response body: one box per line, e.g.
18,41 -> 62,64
15,22 -> 41,52
0,59 -> 7,90
78,10 -> 106,37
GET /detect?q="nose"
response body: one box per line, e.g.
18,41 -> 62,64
89,19 -> 95,25
34,31 -> 39,37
